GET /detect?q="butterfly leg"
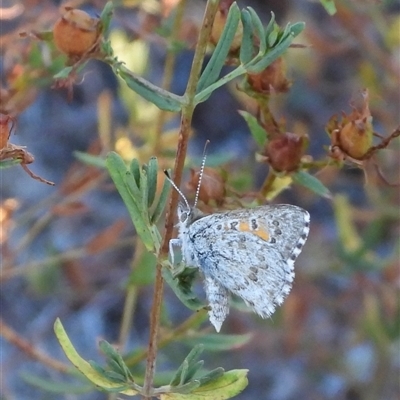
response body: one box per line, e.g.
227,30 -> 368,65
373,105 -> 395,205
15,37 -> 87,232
169,238 -> 187,277
169,238 -> 181,265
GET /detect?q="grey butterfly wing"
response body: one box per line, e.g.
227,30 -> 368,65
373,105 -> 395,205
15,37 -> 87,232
202,274 -> 229,332
223,205 -> 310,263
196,229 -> 293,321
187,204 -> 309,329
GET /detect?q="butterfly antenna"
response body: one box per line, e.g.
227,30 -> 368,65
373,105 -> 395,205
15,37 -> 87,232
194,140 -> 209,208
164,170 -> 190,210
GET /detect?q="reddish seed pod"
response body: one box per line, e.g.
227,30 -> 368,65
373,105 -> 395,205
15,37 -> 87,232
263,132 -> 306,172
53,9 -> 100,57
326,90 -> 374,162
335,117 -> 373,160
247,58 -> 291,94
187,167 -> 226,205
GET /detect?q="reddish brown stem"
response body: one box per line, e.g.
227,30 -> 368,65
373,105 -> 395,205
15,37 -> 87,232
0,318 -> 70,373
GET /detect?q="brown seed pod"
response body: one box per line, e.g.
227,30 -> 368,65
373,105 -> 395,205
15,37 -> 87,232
263,132 -> 307,172
326,89 -> 373,162
187,167 -> 226,205
336,118 -> 373,160
247,58 -> 291,94
53,9 -> 100,58
326,90 -> 400,186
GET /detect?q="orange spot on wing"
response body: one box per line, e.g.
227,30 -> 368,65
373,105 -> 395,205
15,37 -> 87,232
238,221 -> 251,232
238,221 -> 269,241
253,228 -> 269,241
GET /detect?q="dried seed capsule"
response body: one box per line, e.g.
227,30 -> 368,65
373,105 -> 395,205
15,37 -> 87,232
53,9 -> 100,58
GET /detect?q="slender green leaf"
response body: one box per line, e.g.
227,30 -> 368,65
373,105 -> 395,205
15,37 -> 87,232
264,12 -> 276,40
162,267 -> 206,311
106,152 -> 155,251
292,170 -> 331,198
161,369 -> 248,400
267,27 -> 279,48
149,224 -> 162,255
115,64 -> 182,112
100,1 -> 114,35
182,345 -> 204,367
196,2 -> 241,94
182,333 -> 252,352
246,7 -> 266,53
102,370 -> 127,384
130,158 -> 141,187
53,318 -> 140,395
151,174 -> 171,223
99,340 -> 125,367
280,23 -> 292,41
99,340 -> 117,359
192,369 -> 248,399
124,172 -> 143,209
170,368 -> 185,388
239,10 -> 255,65
21,373 -> 92,394
320,0 -> 337,15
246,22 -> 305,73
179,360 -> 190,386
106,359 -> 128,378
171,380 -> 202,394
288,22 -> 305,37
238,111 -> 266,147
139,167 -> 149,219
170,345 -> 204,386
73,151 -> 106,168
197,368 -> 225,386
88,360 -> 108,376
88,360 -> 126,384
147,157 -> 158,207
184,360 -> 204,383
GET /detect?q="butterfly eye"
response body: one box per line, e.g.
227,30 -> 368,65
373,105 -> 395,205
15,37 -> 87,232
180,212 -> 188,222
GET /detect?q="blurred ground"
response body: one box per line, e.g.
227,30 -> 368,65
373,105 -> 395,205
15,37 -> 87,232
1,1 -> 399,400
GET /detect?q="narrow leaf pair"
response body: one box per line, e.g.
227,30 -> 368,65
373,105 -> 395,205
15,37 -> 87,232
106,152 -> 170,253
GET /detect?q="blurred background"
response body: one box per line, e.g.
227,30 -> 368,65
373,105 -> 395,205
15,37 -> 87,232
1,0 -> 399,399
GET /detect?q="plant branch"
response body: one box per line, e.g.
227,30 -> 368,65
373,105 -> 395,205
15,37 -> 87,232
142,1 -> 220,397
0,318 -> 71,373
194,64 -> 246,104
0,236 -> 134,282
117,237 -> 142,352
153,0 -> 188,155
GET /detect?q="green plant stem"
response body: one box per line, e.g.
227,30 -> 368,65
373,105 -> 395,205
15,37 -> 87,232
142,1 -> 220,397
153,0 -> 188,155
108,238 -> 140,400
184,2 -> 220,100
260,171 -> 277,197
194,64 -> 246,104
117,237 -> 142,352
